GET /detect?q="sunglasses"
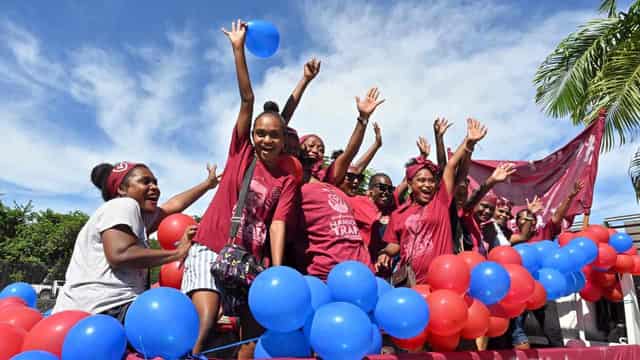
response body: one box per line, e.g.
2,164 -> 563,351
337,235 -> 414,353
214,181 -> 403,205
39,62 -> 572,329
373,183 -> 395,193
345,172 -> 365,181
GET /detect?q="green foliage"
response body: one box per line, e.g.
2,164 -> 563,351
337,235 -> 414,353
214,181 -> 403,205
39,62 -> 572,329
534,0 -> 640,150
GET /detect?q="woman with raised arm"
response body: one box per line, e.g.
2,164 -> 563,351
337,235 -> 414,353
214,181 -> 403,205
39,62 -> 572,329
53,160 -> 220,322
183,20 -> 297,355
338,122 -> 383,197
377,119 -> 488,285
294,88 -> 385,279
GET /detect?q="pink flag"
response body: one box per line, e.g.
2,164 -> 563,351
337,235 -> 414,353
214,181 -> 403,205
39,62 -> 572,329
465,113 -> 605,229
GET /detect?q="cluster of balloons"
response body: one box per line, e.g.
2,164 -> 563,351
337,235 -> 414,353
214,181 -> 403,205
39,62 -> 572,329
0,282 -> 198,360
248,262 -> 429,359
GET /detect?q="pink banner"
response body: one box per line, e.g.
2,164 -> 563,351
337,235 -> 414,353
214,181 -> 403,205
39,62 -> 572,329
465,113 -> 605,229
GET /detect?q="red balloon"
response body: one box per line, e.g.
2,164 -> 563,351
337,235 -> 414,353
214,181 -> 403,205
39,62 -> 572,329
579,281 -> 603,302
427,290 -> 468,336
582,266 -> 593,279
558,232 -> 578,247
526,281 -> 547,310
0,297 -> 27,310
632,256 -> 640,275
0,323 -> 26,359
501,264 -> 535,305
22,310 -> 90,357
614,254 -> 634,274
0,306 -> 43,332
486,316 -> 509,337
157,214 -> 197,250
458,251 -> 485,271
412,285 -> 431,302
593,244 -> 617,270
607,228 -> 617,236
583,225 -> 611,244
427,255 -> 470,294
392,330 -> 428,351
461,297 -> 489,340
591,271 -> 616,288
489,300 -> 526,319
277,155 -> 303,185
488,246 -> 522,266
429,332 -> 460,352
625,246 -> 638,256
603,283 -> 623,302
159,261 -> 185,289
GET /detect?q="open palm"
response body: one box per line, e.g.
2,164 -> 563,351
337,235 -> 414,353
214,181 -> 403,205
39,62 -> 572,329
356,87 -> 385,118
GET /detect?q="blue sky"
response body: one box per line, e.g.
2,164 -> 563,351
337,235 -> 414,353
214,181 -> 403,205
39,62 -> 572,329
0,0 -> 637,225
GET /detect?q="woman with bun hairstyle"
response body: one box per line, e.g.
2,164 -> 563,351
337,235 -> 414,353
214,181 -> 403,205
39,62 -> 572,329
184,20 -> 298,354
52,160 -> 220,323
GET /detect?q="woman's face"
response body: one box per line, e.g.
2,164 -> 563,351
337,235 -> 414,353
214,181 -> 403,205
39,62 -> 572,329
494,205 -> 512,226
119,166 -> 160,212
474,200 -> 496,223
409,168 -> 437,206
253,114 -> 285,165
302,136 -> 325,162
339,171 -> 364,197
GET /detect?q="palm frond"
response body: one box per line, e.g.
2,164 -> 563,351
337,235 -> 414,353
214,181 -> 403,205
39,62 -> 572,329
599,0 -> 618,17
629,146 -> 640,201
587,33 -> 640,150
534,17 -> 623,120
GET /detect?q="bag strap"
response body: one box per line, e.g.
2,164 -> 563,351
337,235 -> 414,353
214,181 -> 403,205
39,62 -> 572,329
229,157 -> 258,243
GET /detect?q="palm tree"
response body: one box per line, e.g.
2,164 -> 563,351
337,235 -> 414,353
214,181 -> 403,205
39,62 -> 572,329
534,0 -> 640,198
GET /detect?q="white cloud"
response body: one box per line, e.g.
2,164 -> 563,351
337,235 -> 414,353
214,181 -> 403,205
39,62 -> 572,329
0,1 -> 637,221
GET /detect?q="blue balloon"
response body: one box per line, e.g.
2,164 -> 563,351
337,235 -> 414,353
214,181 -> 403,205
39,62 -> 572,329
10,351 -> 58,360
374,288 -> 429,339
254,329 -> 311,358
309,302 -> 372,360
610,233 -> 633,253
563,272 -> 578,296
533,240 -> 559,255
563,246 -> 585,272
0,282 -> 37,308
304,276 -> 332,311
368,324 -> 383,355
328,261 -> 378,312
124,288 -> 199,360
469,261 -> 510,305
376,277 -> 393,299
537,268 -> 567,300
514,244 -> 541,274
246,20 -> 280,58
569,237 -> 598,265
573,271 -> 586,292
541,248 -> 574,273
62,314 -> 126,360
249,266 -> 312,332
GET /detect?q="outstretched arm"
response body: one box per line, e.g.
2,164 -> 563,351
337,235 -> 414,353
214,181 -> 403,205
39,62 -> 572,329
443,119 -> 487,196
510,196 -> 543,244
552,180 -> 584,225
463,163 -> 516,211
433,118 -> 452,169
332,88 -> 385,185
222,19 -> 254,138
281,58 -> 321,124
352,122 -> 383,173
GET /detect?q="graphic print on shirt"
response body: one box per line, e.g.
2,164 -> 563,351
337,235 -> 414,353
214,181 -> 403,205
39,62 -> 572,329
323,186 -> 360,240
232,178 -> 281,255
403,210 -> 433,261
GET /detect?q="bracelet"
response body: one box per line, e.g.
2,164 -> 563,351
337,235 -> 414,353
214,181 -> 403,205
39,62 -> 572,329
357,116 -> 369,126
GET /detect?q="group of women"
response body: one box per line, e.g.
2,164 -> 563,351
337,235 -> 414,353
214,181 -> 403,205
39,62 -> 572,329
52,20 -> 584,357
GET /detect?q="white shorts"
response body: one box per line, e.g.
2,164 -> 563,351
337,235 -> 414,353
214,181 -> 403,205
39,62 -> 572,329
181,243 -> 221,295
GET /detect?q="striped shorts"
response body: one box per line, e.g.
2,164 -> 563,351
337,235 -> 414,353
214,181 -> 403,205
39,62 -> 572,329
181,243 -> 221,295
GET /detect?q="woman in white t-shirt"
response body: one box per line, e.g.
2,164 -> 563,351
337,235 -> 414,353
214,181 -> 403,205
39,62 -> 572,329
53,161 -> 219,322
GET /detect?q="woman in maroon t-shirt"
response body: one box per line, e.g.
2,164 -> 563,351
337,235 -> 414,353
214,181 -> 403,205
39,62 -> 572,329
182,20 -> 297,354
378,119 -> 488,285
293,88 -> 385,279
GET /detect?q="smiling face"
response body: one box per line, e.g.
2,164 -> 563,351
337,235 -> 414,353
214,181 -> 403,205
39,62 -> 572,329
494,205 -> 512,226
253,113 -> 285,165
118,166 -> 160,212
409,168 -> 437,205
474,200 -> 496,223
368,174 -> 394,211
301,135 -> 325,162
339,171 -> 364,197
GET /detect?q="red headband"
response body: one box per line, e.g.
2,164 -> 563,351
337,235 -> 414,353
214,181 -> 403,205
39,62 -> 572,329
496,196 -> 513,208
482,193 -> 498,206
405,157 -> 439,180
299,134 -> 323,146
106,161 -> 139,199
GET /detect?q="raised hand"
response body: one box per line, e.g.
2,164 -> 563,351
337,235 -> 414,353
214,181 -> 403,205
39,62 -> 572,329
571,180 -> 585,197
489,163 -> 516,184
205,163 -> 222,190
356,87 -> 385,119
374,122 -> 382,146
433,117 -> 453,138
526,195 -> 544,214
303,58 -> 321,81
466,118 -> 487,143
417,136 -> 431,158
176,224 -> 197,263
221,19 -> 247,49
